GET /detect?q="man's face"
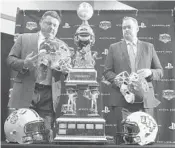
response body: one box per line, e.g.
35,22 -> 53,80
122,19 -> 139,41
40,16 -> 60,39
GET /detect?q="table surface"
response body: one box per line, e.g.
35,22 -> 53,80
1,141 -> 175,148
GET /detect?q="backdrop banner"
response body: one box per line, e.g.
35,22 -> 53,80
13,9 -> 175,143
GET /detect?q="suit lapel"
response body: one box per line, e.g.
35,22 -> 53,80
121,40 -> 131,70
30,33 -> 39,55
135,40 -> 143,71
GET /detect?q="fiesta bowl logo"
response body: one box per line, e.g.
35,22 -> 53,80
99,21 -> 111,30
159,34 -> 171,43
162,90 -> 175,100
26,22 -> 37,30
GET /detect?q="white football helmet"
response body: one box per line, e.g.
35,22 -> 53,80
121,111 -> 158,146
4,108 -> 47,144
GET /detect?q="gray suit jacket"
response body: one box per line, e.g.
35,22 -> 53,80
7,33 -> 64,112
103,40 -> 163,108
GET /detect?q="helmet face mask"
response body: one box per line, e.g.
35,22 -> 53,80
119,111 -> 158,146
74,24 -> 95,50
19,121 -> 46,144
25,121 -> 45,134
122,121 -> 140,144
76,35 -> 91,50
4,108 -> 47,144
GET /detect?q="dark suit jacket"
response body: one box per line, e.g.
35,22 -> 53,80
103,40 -> 163,108
7,33 -> 65,112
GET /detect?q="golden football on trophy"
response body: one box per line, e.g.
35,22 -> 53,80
77,2 -> 93,21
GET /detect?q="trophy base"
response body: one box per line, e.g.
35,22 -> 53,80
54,116 -> 107,144
54,136 -> 107,144
88,113 -> 99,117
64,113 -> 77,116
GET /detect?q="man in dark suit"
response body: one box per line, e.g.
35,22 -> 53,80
103,16 -> 163,136
7,11 -> 69,142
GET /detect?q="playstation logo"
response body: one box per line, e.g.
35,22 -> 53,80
101,106 -> 110,113
102,49 -> 108,55
169,122 -> 175,130
165,63 -> 173,69
139,22 -> 146,28
62,23 -> 70,28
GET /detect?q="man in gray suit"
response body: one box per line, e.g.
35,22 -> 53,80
7,11 -> 69,142
103,16 -> 163,137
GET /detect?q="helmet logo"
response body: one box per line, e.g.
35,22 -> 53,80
141,115 -> 156,132
10,115 -> 18,124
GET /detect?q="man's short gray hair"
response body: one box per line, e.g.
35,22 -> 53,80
122,16 -> 138,26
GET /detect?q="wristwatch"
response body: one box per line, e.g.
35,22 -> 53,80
20,65 -> 29,74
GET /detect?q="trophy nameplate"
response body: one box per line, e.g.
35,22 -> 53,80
65,68 -> 97,85
54,117 -> 107,144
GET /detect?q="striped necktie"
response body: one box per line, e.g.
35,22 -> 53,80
128,43 -> 136,72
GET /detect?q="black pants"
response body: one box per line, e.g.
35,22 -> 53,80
30,83 -> 55,130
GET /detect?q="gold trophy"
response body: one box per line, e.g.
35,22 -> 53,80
54,2 -> 107,144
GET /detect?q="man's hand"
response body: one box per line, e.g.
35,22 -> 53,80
129,81 -> 144,103
137,69 -> 152,78
120,83 -> 129,94
120,83 -> 135,103
23,51 -> 39,70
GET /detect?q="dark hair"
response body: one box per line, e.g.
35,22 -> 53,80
41,11 -> 61,23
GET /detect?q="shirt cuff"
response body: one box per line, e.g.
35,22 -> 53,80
145,71 -> 153,82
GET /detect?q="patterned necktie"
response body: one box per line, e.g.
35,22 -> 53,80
39,37 -> 49,51
37,37 -> 52,85
128,43 -> 136,72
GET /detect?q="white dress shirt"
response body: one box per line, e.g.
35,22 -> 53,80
38,31 -> 47,50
